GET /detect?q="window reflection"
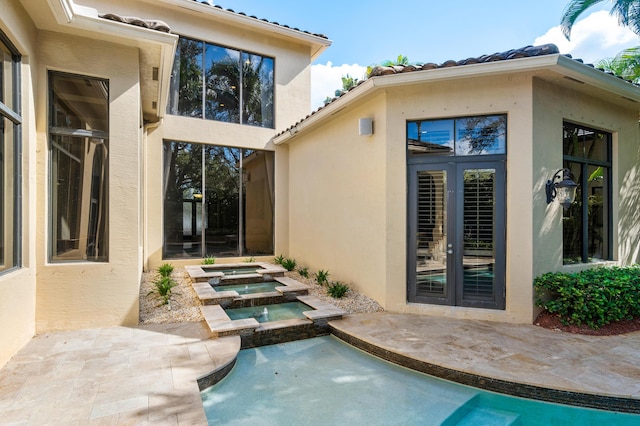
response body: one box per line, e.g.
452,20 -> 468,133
169,37 -> 274,128
206,45 -> 239,122
242,53 -> 274,128
562,123 -> 611,264
0,34 -> 19,273
408,115 -> 506,156
163,141 -> 274,259
49,72 -> 109,262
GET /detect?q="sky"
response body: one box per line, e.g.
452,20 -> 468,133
212,1 -> 639,109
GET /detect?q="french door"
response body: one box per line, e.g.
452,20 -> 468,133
408,161 -> 505,309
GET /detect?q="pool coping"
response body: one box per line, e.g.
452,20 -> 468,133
185,262 -> 287,283
329,326 -> 640,414
200,295 -> 346,338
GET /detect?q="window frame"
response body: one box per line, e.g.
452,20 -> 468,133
162,140 -> 275,259
168,36 -> 275,128
0,30 -> 22,274
48,71 -> 109,263
562,121 -> 613,264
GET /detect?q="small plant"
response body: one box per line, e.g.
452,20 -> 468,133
202,255 -> 216,265
273,254 -> 285,265
244,257 -> 256,263
281,257 -> 297,271
157,263 -> 174,278
148,275 -> 177,306
297,266 -> 309,278
327,281 -> 349,298
315,269 -> 330,286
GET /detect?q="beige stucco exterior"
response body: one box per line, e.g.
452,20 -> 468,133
1,0 -> 639,369
279,60 -> 640,324
0,0 -> 328,367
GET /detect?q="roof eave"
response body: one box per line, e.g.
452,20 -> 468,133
48,0 -> 178,120
273,54 -> 640,145
150,0 -> 332,60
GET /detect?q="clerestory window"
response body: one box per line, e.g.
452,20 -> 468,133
49,72 -> 109,262
168,37 -> 274,128
562,122 -> 612,264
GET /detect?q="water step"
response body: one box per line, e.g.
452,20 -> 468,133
455,407 -> 521,426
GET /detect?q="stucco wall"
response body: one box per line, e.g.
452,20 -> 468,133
532,77 -> 640,272
35,32 -> 143,332
0,0 -> 38,368
286,70 -> 640,325
288,93 -> 389,302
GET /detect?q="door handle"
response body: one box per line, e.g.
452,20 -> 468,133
447,249 -> 453,254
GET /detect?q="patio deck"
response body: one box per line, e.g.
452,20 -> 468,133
0,312 -> 638,424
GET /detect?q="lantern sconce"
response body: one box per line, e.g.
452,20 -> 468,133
546,168 -> 578,210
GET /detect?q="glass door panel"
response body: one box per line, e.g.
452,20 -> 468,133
408,164 -> 453,305
416,170 -> 448,297
409,162 -> 505,309
461,168 -> 497,304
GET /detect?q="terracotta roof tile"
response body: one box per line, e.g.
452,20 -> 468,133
190,1 -> 329,39
99,13 -> 171,33
275,44 -> 636,139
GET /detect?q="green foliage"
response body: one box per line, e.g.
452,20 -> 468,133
244,257 -> 256,263
149,276 -> 177,305
327,281 -> 349,298
202,255 -> 216,265
274,254 -> 285,265
157,263 -> 174,278
534,266 -> 640,329
366,54 -> 411,77
281,257 -> 297,271
324,74 -> 360,105
596,47 -> 640,84
297,266 -> 309,278
315,269 -> 330,286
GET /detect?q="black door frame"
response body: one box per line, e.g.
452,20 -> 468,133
407,157 -> 506,310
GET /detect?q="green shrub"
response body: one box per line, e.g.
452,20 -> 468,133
202,255 -> 216,265
244,257 -> 256,263
274,254 -> 285,265
534,266 -> 640,329
327,281 -> 349,298
149,276 -> 177,305
157,263 -> 174,278
297,266 -> 309,278
315,269 -> 330,286
281,257 -> 297,271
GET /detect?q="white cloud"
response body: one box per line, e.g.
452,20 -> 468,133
534,10 -> 638,63
310,62 -> 367,111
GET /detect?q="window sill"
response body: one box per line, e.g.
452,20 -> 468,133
559,260 -> 618,274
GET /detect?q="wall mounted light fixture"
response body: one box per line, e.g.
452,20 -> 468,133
546,168 -> 578,210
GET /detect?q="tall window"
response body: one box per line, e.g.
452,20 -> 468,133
163,141 -> 274,259
0,32 -> 21,273
49,72 -> 109,262
562,122 -> 612,264
168,37 -> 274,128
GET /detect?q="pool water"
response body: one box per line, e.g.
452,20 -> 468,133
202,266 -> 260,275
201,336 -> 640,425
224,301 -> 310,323
215,281 -> 280,294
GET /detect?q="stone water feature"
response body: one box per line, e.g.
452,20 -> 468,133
186,262 -> 346,348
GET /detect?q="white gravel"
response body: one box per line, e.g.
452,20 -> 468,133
139,267 -> 383,324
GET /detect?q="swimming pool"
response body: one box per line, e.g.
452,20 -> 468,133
201,336 -> 640,425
